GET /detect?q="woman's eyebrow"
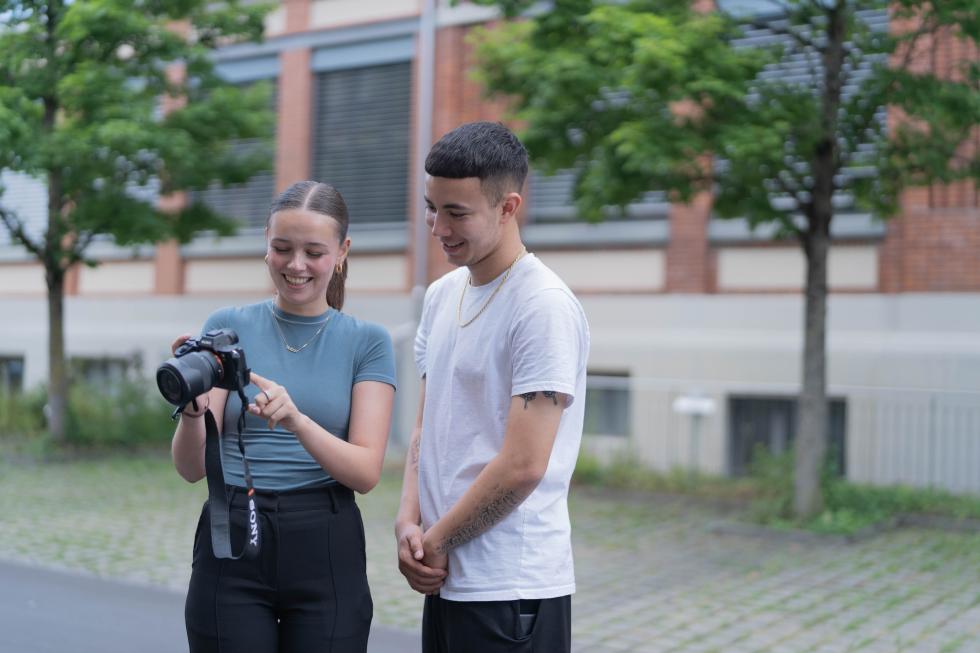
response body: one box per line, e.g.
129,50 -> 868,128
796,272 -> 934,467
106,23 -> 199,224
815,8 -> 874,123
270,236 -> 330,248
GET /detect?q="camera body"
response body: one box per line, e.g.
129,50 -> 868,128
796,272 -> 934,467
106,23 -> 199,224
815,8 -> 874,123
156,328 -> 250,408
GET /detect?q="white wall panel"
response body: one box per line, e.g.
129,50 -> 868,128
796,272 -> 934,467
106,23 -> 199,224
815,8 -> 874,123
718,245 -> 877,291
535,249 -> 665,292
264,5 -> 286,35
0,264 -> 46,294
347,254 -> 406,291
78,262 -> 155,294
186,259 -> 272,293
311,0 -> 415,28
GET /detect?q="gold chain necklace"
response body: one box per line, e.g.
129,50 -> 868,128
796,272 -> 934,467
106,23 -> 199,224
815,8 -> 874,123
457,247 -> 528,328
268,302 -> 332,353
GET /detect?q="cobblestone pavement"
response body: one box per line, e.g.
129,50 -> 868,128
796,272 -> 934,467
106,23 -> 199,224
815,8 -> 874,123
3,455 -> 980,653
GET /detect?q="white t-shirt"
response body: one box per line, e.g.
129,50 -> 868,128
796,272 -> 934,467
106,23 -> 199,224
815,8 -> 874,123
414,253 -> 590,601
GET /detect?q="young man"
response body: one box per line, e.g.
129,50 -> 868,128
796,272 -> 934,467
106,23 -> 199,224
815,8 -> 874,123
395,121 -> 590,651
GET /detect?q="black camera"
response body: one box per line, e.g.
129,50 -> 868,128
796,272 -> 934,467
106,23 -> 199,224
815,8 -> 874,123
156,328 -> 250,408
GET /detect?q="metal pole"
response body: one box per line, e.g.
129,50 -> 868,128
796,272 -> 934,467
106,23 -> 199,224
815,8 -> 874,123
690,414 -> 701,479
412,0 -> 436,321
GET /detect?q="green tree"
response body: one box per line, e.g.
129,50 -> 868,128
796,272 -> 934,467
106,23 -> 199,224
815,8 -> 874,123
0,1 -> 274,442
472,0 -> 979,518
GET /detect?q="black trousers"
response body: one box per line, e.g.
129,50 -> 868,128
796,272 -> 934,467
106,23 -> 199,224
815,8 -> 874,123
423,594 -> 571,653
185,484 -> 372,653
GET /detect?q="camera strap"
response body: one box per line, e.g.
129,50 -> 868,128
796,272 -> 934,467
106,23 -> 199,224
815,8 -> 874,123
203,388 -> 260,560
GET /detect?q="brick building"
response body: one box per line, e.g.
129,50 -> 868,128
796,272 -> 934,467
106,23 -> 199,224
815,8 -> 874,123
1,0 -> 978,493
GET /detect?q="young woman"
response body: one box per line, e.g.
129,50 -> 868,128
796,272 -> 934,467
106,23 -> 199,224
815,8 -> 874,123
170,181 -> 396,652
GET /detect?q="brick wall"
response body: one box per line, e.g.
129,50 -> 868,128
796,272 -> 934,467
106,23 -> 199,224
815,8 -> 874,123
879,19 -> 980,292
880,191 -> 980,292
666,192 -> 712,293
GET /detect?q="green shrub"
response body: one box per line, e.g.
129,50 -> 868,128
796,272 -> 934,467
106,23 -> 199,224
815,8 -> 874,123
0,388 -> 47,439
572,445 -> 759,500
66,380 -> 174,448
824,479 -> 980,522
573,440 -> 980,535
746,445 -> 795,522
746,445 -> 980,534
573,448 -> 604,485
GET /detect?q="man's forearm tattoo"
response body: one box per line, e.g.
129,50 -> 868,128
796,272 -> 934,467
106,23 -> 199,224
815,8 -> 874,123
438,485 -> 522,554
520,391 -> 558,409
410,435 -> 421,472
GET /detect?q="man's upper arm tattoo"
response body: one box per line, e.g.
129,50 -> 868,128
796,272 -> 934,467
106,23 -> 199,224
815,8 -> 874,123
520,391 -> 559,409
438,484 -> 522,554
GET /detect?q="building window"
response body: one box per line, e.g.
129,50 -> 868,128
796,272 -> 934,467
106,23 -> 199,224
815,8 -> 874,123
584,372 -> 630,437
527,169 -> 669,224
69,356 -> 139,388
724,7 -> 888,216
728,395 -> 847,476
0,357 -> 25,394
191,81 -> 278,230
312,62 -> 412,225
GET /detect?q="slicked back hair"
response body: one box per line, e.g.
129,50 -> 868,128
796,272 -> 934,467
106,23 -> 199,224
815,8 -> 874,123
424,121 -> 529,206
268,181 -> 349,311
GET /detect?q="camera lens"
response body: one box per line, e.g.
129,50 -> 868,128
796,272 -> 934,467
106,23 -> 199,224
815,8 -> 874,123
156,366 -> 185,405
156,351 -> 222,407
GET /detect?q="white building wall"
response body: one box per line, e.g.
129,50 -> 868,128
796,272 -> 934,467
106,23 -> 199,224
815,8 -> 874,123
185,259 -> 272,294
78,261 -> 156,295
717,245 -> 878,291
0,263 -> 47,294
536,249 -> 665,292
578,293 -> 980,493
1,263 -> 978,494
310,0 -> 417,28
346,254 -> 407,292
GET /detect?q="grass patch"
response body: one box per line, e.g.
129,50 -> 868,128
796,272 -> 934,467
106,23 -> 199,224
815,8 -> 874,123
572,448 -> 759,504
740,447 -> 980,535
940,636 -> 969,653
573,445 -> 980,536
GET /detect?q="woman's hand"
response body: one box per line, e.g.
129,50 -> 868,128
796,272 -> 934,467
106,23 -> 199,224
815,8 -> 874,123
249,371 -> 306,432
170,333 -> 209,417
170,334 -> 191,356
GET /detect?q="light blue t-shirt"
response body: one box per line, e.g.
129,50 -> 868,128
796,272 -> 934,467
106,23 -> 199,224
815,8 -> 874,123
200,300 -> 396,491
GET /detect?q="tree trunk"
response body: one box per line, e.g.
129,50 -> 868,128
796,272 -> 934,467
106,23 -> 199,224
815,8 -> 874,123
46,268 -> 67,442
794,227 -> 829,518
44,162 -> 67,442
793,1 -> 847,520
37,2 -> 72,442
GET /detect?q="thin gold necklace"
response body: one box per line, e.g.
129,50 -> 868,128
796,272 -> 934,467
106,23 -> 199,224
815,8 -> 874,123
457,247 -> 528,328
268,302 -> 332,353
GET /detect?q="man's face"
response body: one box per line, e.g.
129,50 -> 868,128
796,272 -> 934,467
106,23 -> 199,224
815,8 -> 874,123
424,176 -> 503,269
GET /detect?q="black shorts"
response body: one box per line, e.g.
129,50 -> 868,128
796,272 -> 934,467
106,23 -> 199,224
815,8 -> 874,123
184,484 -> 372,653
423,593 -> 571,652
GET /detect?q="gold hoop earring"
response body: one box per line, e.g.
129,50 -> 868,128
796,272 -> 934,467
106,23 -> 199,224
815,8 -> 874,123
264,254 -> 269,263
335,263 -> 343,274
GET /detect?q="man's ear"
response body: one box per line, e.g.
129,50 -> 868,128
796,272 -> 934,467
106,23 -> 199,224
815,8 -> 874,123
499,191 -> 523,223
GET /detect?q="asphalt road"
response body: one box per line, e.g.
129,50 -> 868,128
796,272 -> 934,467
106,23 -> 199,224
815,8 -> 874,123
0,559 -> 420,653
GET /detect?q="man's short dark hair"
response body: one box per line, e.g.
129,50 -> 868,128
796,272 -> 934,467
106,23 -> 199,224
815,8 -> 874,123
424,121 -> 529,206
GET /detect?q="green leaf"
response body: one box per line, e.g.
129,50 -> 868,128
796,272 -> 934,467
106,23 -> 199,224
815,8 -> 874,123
0,0 -> 274,261
473,0 -> 978,227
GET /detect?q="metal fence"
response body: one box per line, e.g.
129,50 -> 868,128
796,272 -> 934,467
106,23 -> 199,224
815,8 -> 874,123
848,387 -> 980,495
583,374 -> 980,496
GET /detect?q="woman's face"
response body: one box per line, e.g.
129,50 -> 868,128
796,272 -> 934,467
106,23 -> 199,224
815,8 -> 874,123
265,208 -> 348,316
